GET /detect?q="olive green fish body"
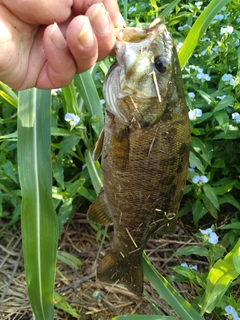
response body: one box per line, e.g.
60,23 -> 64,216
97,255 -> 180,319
87,18 -> 190,296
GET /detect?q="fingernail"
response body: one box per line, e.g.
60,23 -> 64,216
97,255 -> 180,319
49,23 -> 67,50
78,17 -> 94,48
117,14 -> 127,28
90,4 -> 111,34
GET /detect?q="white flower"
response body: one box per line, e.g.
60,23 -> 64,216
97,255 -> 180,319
216,95 -> 226,100
64,113 -> 80,126
232,112 -> 240,124
225,305 -> 240,320
195,1 -> 203,6
178,24 -> 191,31
197,72 -> 211,81
181,262 -> 198,270
188,92 -> 195,99
128,6 -> 136,14
222,74 -> 234,85
200,228 -> 218,245
188,109 -> 202,120
192,175 -> 208,184
188,163 -> 196,172
220,26 -> 234,35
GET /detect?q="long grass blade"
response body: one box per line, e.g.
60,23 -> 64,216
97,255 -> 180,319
18,89 -> 59,319
142,252 -> 203,320
74,72 -> 104,136
178,0 -> 232,68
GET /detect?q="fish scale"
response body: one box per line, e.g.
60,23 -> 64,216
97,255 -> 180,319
87,17 -> 190,296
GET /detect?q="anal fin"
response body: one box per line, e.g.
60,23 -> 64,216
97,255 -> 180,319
97,251 -> 143,296
87,189 -> 112,225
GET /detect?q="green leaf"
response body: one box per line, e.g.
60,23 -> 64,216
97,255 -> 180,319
173,246 -> 209,257
200,239 -> 240,314
54,292 -> 79,318
202,184 -> 219,210
142,253 -> 203,320
189,151 -> 205,173
113,316 -> 177,320
0,81 -> 18,107
178,0 -> 232,68
18,89 -> 59,320
160,0 -> 181,17
57,251 -> 82,270
191,137 -> 212,166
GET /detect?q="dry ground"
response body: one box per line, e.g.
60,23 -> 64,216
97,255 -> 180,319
0,208 -> 224,320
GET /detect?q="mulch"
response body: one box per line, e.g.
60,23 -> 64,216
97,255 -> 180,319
0,208 -> 219,320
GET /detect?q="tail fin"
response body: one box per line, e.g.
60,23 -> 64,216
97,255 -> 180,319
97,251 -> 143,296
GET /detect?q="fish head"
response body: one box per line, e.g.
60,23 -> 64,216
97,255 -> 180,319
104,17 -> 180,127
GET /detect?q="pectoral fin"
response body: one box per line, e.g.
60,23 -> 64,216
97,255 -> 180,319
87,189 -> 112,225
93,129 -> 105,161
110,125 -> 129,171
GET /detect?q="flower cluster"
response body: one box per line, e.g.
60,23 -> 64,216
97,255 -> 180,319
200,228 -> 218,245
189,65 -> 211,81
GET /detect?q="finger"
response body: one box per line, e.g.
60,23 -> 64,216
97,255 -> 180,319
72,0 -> 125,28
2,0 -> 73,24
33,23 -> 76,89
66,15 -> 99,74
86,3 -> 115,61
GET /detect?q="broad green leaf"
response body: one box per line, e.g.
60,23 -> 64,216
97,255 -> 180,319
142,253 -> 203,320
178,0 -> 232,68
200,239 -> 240,315
213,95 -> 235,112
191,137 -> 212,165
189,151 -> 205,173
18,89 -> 59,320
203,184 -> 220,210
173,246 -> 209,257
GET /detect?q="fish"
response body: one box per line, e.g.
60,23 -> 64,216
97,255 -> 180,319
87,17 -> 190,296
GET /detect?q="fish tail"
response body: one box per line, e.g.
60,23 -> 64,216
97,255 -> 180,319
97,251 -> 143,296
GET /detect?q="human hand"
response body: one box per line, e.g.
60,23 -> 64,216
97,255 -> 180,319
0,0 -> 125,90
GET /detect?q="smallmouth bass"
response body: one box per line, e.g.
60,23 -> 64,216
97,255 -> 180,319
87,17 -> 190,296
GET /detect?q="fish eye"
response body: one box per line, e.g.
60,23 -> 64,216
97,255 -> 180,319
154,56 -> 167,73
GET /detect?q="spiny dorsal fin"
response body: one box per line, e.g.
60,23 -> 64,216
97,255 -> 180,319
87,189 -> 112,225
93,129 -> 104,161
